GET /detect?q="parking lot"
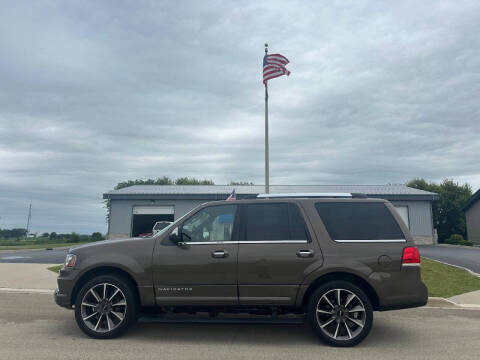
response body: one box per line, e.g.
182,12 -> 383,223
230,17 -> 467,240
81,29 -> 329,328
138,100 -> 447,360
0,292 -> 479,360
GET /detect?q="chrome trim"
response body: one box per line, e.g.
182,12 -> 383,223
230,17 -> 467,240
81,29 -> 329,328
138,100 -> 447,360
334,239 -> 406,243
257,192 -> 352,198
182,240 -> 309,245
402,263 -> 421,267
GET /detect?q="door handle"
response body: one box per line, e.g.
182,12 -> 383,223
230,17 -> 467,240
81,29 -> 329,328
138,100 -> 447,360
297,250 -> 314,258
212,250 -> 229,258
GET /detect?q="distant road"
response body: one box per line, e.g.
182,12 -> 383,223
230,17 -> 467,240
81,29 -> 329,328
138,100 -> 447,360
0,248 -> 67,264
419,245 -> 480,274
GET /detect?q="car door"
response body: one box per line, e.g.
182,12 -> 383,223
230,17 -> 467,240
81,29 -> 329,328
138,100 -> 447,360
238,201 -> 322,305
153,204 -> 239,305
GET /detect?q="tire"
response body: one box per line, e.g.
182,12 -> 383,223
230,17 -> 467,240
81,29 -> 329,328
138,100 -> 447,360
307,281 -> 373,347
74,274 -> 138,339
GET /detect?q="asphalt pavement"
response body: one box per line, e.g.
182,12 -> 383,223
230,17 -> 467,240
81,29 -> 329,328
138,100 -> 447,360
0,292 -> 479,360
0,248 -> 67,264
419,245 -> 480,273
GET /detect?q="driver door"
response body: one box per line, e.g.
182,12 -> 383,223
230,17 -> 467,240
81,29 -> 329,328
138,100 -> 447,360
152,204 -> 239,305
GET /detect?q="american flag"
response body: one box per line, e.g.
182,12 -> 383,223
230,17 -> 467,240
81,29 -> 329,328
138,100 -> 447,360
263,54 -> 291,84
226,189 -> 236,201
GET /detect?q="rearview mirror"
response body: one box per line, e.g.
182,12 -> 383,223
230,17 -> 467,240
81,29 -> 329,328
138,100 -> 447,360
169,227 -> 181,244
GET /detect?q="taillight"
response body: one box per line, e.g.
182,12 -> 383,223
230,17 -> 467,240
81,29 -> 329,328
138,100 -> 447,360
402,246 -> 420,266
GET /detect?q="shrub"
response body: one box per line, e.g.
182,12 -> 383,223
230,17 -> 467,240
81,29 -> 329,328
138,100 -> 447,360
445,234 -> 473,246
91,232 -> 104,241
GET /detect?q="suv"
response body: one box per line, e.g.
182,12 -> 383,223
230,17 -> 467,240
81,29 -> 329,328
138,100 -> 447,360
55,195 -> 427,347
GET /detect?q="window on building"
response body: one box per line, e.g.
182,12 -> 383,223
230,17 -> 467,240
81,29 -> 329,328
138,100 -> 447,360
315,202 -> 404,241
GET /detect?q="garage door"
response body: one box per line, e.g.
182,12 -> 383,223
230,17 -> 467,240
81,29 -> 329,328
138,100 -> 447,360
131,206 -> 175,237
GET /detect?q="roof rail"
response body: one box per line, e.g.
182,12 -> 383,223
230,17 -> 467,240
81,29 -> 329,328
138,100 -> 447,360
256,193 -> 363,199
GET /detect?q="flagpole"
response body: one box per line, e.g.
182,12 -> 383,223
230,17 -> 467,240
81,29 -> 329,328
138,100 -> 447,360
264,43 -> 269,194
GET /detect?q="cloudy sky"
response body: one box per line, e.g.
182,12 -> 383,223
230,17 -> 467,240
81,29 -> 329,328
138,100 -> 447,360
0,0 -> 479,234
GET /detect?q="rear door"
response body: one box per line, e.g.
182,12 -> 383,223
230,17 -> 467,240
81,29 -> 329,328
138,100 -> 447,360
237,201 -> 322,305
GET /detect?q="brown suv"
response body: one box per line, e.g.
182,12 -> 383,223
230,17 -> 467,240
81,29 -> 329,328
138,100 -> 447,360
55,195 -> 427,346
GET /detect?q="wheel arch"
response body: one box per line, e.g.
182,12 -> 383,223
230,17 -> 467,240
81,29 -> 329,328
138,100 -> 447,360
300,272 -> 380,310
70,266 -> 140,307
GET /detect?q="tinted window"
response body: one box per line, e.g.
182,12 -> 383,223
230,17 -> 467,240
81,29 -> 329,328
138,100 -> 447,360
245,203 -> 308,241
315,202 -> 404,240
182,205 -> 237,242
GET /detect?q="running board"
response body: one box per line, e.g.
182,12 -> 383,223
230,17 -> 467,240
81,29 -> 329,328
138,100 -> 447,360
138,314 -> 305,324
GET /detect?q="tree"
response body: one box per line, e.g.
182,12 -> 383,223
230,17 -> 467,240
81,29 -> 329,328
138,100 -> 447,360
70,232 -> 80,243
41,232 -> 49,238
49,232 -> 57,239
229,181 -> 254,185
91,232 -> 104,241
407,178 -> 472,242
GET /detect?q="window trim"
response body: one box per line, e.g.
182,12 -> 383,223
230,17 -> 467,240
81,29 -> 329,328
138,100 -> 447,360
334,239 -> 406,243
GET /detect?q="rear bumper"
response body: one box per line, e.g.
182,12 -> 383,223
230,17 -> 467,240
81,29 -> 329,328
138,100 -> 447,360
370,265 -> 428,311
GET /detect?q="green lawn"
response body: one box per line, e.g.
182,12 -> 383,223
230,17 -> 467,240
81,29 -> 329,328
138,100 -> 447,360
0,242 -> 89,251
48,265 -> 63,273
421,257 -> 480,298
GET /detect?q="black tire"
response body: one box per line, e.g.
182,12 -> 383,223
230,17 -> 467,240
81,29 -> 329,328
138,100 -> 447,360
74,274 -> 138,339
307,281 -> 373,347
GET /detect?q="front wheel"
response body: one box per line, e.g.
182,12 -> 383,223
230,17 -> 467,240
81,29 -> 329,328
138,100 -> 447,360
307,281 -> 373,347
74,275 -> 138,339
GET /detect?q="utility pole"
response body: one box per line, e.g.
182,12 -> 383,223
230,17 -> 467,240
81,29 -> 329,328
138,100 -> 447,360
25,202 -> 32,239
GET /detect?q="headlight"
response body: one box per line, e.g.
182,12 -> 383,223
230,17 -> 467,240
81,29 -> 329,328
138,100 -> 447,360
64,254 -> 77,268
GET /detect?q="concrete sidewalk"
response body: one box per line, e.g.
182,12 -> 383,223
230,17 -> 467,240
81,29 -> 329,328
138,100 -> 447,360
449,290 -> 480,308
0,263 -> 58,291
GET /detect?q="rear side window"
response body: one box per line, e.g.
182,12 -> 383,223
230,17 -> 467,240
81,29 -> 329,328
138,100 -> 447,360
245,203 -> 309,241
315,202 -> 404,241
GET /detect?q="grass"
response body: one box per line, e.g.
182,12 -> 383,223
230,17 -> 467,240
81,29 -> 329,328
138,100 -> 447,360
48,265 -> 63,273
0,242 -> 89,251
421,257 -> 480,298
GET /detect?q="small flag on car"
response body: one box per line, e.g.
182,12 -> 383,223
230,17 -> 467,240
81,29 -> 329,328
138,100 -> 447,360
226,189 -> 236,201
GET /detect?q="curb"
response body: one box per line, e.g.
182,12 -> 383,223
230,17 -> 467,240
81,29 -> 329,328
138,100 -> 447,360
433,244 -> 480,250
427,296 -> 480,309
0,287 -> 54,294
422,256 -> 480,277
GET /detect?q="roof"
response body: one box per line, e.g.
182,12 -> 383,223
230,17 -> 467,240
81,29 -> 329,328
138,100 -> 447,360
104,184 -> 438,201
463,189 -> 480,212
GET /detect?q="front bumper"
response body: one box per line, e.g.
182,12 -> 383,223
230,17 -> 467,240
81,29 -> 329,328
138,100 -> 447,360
54,288 -> 71,308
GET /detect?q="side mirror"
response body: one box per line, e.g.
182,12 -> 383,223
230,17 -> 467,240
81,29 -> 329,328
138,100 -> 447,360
169,227 -> 180,242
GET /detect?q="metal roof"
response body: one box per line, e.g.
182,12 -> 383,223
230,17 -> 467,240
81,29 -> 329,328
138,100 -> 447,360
462,189 -> 480,212
104,184 -> 438,201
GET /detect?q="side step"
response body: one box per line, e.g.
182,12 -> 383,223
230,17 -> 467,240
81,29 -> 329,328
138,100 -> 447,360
138,313 -> 305,325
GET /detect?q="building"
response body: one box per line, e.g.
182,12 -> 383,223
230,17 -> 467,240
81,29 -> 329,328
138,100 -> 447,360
103,184 -> 439,244
463,189 -> 480,246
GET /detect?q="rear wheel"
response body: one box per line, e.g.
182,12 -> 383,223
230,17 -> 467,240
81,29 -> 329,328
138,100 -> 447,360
74,275 -> 138,339
307,281 -> 373,347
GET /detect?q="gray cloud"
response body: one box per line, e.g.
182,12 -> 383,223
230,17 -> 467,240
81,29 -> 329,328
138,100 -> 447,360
1,0 -> 479,233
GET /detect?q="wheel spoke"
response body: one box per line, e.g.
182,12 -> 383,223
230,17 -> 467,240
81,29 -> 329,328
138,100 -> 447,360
316,309 -> 333,315
322,294 -> 335,309
348,305 -> 365,313
103,283 -> 107,300
112,300 -> 126,307
82,302 -> 96,308
83,311 -> 98,321
320,317 -> 335,328
344,320 -> 353,339
109,289 -> 120,301
333,321 -> 340,339
337,289 -> 341,306
344,293 -> 355,307
347,316 -> 364,328
89,288 -> 101,302
106,313 -> 114,331
94,314 -> 103,330
111,310 -> 124,321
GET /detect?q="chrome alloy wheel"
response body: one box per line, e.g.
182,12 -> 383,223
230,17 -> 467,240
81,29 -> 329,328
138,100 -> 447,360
315,288 -> 366,341
80,283 -> 127,333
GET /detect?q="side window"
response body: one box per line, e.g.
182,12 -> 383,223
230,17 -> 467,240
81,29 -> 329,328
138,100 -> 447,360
182,205 -> 237,242
315,202 -> 404,241
245,203 -> 308,241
